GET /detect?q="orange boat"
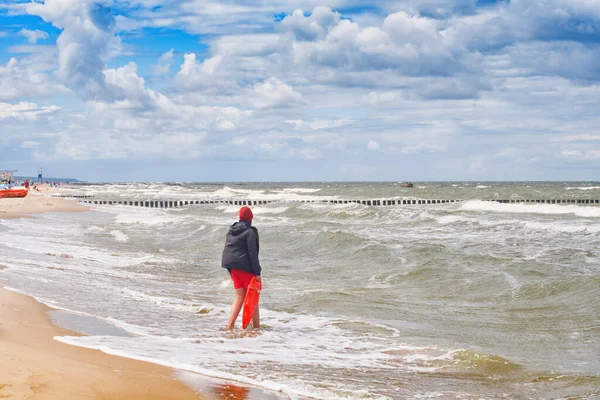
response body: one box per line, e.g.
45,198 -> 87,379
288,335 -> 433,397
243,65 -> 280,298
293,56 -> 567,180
0,188 -> 29,199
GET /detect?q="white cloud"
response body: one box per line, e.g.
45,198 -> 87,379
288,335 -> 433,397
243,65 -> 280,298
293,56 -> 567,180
560,150 -> 583,158
367,140 -> 380,151
250,77 -> 305,109
22,60 -> 256,161
175,53 -> 240,94
5,44 -> 57,55
258,140 -> 322,160
0,58 -> 67,101
278,8 -> 475,78
0,102 -> 60,120
285,119 -> 348,130
214,119 -> 236,131
103,62 -> 159,109
46,130 -> 207,161
401,143 -> 447,154
560,149 -> 600,160
495,147 -> 523,158
154,48 -> 174,76
114,1 -> 312,36
19,29 -> 50,44
26,0 -> 121,99
211,34 -> 280,57
3,1 -> 600,180
553,134 -> 600,142
20,140 -> 41,148
503,42 -> 600,82
171,6 -> 489,100
161,3 -> 600,110
280,7 -> 342,40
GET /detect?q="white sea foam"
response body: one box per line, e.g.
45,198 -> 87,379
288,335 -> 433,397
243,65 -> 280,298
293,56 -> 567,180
566,186 -> 600,191
121,288 -> 214,314
213,186 -> 266,198
253,207 -> 289,215
103,317 -> 152,336
431,205 -> 600,234
62,182 -> 337,203
54,334 -> 387,400
220,279 -> 232,288
111,207 -> 190,226
86,225 -> 105,233
435,215 -> 470,225
52,310 -> 435,400
300,202 -> 359,211
276,188 -> 322,194
216,205 -> 289,215
110,230 -> 129,242
522,220 -> 600,233
461,200 -> 600,218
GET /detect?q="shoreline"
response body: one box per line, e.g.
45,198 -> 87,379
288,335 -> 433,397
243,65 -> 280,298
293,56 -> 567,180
0,190 -> 204,399
0,284 -> 202,399
0,279 -> 289,400
0,190 -> 289,400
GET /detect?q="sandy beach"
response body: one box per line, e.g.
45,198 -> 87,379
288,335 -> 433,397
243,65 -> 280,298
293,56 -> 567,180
0,186 -> 89,219
0,285 -> 202,399
0,189 -> 202,400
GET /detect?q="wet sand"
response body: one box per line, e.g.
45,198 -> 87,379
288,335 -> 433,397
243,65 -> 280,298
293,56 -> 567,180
0,284 -> 202,399
0,283 -> 289,400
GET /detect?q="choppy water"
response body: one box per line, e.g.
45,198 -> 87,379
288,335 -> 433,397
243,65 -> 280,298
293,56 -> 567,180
1,182 -> 600,399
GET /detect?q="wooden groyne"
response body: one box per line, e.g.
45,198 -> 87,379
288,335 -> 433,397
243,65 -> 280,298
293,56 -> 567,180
63,198 -> 600,208
53,195 -> 94,199
493,199 -> 599,204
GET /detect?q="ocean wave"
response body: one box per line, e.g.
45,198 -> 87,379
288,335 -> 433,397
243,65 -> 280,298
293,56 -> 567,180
120,287 -> 215,315
461,200 -> 600,218
215,205 -> 289,215
275,188 -> 322,194
110,230 -> 129,242
566,186 -> 600,191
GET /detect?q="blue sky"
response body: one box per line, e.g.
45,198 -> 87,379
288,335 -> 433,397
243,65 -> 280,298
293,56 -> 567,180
1,0 -> 600,182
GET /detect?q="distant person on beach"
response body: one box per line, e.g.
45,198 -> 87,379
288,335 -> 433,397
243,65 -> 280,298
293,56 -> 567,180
24,180 -> 29,189
221,206 -> 261,330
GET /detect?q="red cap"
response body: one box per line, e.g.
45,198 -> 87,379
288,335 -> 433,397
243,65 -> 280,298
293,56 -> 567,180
239,206 -> 253,222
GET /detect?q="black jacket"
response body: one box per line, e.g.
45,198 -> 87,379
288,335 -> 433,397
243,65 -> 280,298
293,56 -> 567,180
221,221 -> 261,276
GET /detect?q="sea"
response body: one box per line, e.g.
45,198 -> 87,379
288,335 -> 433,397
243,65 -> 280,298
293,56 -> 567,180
1,182 -> 599,400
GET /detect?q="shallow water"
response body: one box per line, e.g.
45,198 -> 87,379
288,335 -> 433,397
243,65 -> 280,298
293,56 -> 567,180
1,182 -> 599,399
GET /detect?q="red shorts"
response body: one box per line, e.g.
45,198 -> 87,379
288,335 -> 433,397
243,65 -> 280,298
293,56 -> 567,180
230,269 -> 256,290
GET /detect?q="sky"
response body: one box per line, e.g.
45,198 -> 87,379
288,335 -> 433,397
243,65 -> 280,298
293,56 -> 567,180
1,0 -> 600,182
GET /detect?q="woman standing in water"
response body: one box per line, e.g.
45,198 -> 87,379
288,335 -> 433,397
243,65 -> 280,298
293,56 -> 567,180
221,206 -> 261,330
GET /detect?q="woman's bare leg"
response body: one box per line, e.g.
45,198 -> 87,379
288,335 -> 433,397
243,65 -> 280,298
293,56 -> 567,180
252,304 -> 260,329
226,288 -> 246,330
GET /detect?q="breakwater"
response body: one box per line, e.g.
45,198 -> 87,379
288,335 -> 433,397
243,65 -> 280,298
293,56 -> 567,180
62,197 -> 600,207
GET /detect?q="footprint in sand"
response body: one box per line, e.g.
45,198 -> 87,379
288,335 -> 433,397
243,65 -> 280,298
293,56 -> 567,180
0,383 -> 11,398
